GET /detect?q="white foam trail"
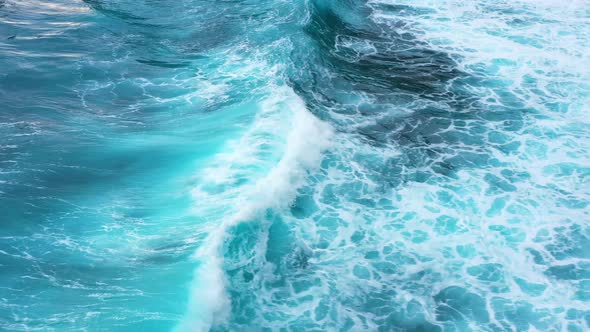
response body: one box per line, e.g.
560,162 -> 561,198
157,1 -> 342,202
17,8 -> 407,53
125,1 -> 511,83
177,86 -> 332,331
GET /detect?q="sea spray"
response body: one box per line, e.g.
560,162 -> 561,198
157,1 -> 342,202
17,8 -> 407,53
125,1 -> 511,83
180,86 -> 332,331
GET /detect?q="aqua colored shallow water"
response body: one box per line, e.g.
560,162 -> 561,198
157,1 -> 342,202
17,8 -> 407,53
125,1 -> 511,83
1,0 -> 590,331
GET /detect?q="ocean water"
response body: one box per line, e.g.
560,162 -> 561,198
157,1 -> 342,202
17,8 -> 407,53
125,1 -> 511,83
1,0 -> 589,331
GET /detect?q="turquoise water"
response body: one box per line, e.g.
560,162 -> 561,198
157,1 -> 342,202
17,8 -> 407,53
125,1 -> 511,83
1,0 -> 590,330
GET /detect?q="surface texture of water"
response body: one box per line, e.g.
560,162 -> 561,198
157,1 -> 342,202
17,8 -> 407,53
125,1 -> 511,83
1,0 -> 590,331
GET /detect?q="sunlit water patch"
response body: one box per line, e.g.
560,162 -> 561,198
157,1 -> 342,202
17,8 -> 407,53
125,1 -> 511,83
1,0 -> 589,331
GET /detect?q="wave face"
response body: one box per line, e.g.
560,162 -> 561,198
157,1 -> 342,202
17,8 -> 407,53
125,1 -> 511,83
1,0 -> 590,331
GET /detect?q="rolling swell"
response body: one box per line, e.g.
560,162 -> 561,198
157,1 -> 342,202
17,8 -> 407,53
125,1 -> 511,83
291,0 -> 488,186
301,0 -> 461,97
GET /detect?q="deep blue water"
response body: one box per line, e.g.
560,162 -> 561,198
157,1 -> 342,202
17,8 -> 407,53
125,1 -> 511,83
1,0 -> 590,331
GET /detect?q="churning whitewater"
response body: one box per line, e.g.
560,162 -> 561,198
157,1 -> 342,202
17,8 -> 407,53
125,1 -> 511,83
1,0 -> 589,331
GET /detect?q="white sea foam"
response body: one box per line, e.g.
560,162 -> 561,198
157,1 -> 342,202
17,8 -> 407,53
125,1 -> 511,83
274,0 -> 590,328
178,86 -> 332,331
207,1 -> 590,329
